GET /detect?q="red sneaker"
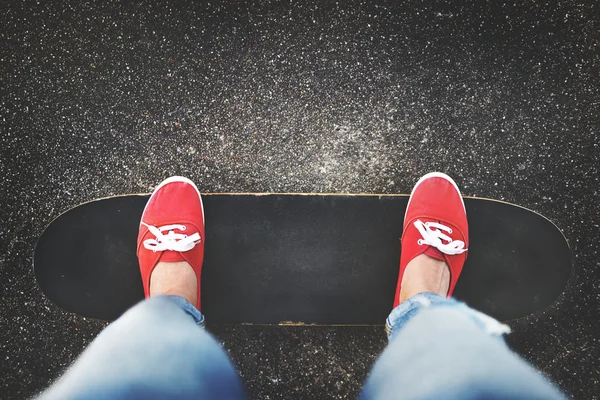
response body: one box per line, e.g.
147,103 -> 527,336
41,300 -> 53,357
393,172 -> 468,308
137,176 -> 205,310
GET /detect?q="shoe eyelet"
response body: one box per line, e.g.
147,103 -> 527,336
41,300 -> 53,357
184,235 -> 188,238
181,226 -> 186,231
448,228 -> 453,234
417,239 -> 423,245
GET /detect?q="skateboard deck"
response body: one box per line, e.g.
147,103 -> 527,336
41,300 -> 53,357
34,194 -> 571,324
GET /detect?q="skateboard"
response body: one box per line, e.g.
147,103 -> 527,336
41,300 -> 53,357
34,193 -> 571,324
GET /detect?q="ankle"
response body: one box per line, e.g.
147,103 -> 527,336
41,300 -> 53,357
399,254 -> 450,303
150,261 -> 198,307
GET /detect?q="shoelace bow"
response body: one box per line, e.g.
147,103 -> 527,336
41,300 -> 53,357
414,219 -> 467,255
141,222 -> 201,252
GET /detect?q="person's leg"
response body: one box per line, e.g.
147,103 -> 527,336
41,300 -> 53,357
38,177 -> 246,400
361,173 -> 565,400
38,295 -> 246,400
360,292 -> 565,400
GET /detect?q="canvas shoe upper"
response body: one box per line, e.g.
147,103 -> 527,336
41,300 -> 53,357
137,176 -> 205,310
393,172 -> 469,308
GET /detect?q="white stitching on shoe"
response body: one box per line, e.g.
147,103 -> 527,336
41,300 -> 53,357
141,222 -> 200,252
414,220 -> 467,255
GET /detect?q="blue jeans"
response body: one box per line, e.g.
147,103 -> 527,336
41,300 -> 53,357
38,294 -> 565,399
361,293 -> 565,400
37,296 -> 245,400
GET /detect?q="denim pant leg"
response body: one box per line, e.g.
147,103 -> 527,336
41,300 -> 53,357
361,293 -> 566,400
37,296 -> 247,400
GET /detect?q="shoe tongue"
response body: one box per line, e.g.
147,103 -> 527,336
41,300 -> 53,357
159,250 -> 186,263
424,246 -> 445,261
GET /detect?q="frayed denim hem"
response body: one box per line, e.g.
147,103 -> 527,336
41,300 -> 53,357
163,295 -> 205,327
385,292 -> 510,341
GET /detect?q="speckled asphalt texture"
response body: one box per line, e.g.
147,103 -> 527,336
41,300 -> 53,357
1,0 -> 598,399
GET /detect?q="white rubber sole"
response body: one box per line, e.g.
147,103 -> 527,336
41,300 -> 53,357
405,172 -> 466,220
140,176 -> 205,225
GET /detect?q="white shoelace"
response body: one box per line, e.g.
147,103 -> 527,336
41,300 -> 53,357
141,222 -> 201,252
414,220 -> 467,255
